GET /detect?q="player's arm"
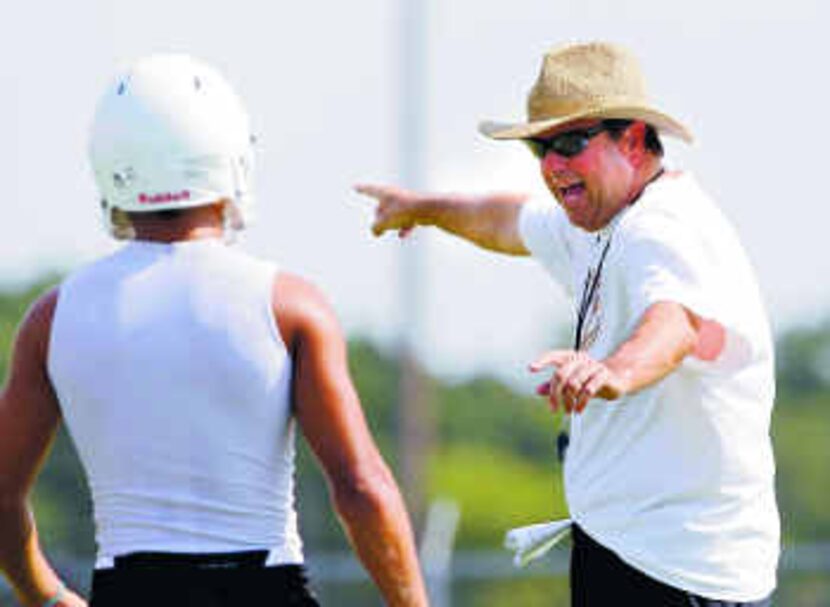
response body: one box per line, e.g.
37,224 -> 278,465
274,273 -> 429,607
355,183 -> 531,255
531,301 -> 724,413
0,290 -> 86,607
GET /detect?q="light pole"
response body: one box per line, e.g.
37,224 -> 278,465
397,0 -> 431,525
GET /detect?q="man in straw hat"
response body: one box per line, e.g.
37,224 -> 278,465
0,54 -> 428,606
357,41 -> 778,605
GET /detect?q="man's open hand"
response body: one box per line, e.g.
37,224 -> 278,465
530,350 -> 628,413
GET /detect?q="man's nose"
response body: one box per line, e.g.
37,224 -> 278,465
541,151 -> 569,173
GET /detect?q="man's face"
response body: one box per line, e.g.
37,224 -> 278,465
532,121 -> 639,232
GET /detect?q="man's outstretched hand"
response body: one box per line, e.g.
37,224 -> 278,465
530,350 -> 628,414
354,184 -> 424,238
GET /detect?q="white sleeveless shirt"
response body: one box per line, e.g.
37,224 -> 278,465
47,239 -> 303,567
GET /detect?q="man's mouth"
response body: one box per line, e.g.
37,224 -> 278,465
558,182 -> 586,207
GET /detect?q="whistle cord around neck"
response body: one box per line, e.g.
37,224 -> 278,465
574,236 -> 614,351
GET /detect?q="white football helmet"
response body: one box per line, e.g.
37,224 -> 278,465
89,54 -> 255,238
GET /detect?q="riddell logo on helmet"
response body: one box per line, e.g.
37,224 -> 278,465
137,190 -> 191,205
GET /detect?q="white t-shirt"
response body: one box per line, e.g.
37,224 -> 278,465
48,239 -> 303,568
519,172 -> 779,601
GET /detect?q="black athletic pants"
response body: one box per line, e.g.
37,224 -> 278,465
89,551 -> 320,606
570,525 -> 773,607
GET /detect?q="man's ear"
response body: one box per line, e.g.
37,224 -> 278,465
620,121 -> 648,168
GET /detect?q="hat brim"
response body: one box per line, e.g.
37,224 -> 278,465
478,105 -> 694,144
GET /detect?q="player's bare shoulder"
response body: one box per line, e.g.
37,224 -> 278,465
16,288 -> 60,361
272,272 -> 344,354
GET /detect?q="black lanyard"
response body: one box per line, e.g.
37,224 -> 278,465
573,236 -> 614,350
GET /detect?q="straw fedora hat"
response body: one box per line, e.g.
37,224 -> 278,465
479,42 -> 693,143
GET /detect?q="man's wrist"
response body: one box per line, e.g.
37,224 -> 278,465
417,195 -> 444,227
601,357 -> 633,398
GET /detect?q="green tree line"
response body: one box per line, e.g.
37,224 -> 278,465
0,277 -> 827,559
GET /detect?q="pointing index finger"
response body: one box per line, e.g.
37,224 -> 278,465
354,183 -> 392,200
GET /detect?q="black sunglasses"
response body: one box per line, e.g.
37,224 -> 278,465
524,123 -> 608,159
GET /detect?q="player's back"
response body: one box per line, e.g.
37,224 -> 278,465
48,238 -> 303,567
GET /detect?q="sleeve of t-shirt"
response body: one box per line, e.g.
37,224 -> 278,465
621,212 -> 753,370
517,200 -> 573,295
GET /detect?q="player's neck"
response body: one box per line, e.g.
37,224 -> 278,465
134,225 -> 224,243
130,203 -> 226,243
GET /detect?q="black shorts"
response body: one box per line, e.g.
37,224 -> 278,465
90,550 -> 320,607
570,524 -> 773,607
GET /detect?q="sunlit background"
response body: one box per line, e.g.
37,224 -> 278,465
3,0 -> 829,604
